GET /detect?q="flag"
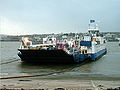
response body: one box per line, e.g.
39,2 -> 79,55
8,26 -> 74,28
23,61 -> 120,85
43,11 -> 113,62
90,20 -> 95,23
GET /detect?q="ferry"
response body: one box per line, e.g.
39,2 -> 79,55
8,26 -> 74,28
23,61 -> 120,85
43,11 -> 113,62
18,20 -> 107,63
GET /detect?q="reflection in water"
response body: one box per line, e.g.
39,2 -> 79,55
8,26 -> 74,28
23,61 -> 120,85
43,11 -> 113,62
19,62 -> 80,73
71,61 -> 92,73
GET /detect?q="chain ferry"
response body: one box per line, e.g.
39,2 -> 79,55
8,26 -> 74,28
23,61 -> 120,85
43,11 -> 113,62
18,20 -> 107,63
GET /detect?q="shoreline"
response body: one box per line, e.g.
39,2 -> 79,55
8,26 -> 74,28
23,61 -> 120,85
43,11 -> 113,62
1,73 -> 120,89
1,74 -> 120,80
1,76 -> 120,89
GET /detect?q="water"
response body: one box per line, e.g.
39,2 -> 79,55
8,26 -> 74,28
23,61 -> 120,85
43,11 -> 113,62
0,41 -> 120,78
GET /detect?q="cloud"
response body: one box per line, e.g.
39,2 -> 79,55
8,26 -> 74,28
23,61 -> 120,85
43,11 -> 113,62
0,0 -> 120,35
0,16 -> 26,35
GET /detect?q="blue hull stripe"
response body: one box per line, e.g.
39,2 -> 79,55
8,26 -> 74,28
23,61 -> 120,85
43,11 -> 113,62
91,48 -> 107,60
73,54 -> 88,62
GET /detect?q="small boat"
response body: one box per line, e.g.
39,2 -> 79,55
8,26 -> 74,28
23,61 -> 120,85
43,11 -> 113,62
18,20 -> 107,63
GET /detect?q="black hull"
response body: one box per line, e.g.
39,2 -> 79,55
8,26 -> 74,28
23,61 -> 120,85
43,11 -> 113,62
18,49 -> 75,63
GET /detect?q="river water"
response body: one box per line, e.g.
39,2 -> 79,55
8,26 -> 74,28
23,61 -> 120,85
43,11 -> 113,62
0,41 -> 120,79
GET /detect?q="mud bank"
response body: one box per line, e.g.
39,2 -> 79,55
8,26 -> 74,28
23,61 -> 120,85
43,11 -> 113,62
1,76 -> 120,90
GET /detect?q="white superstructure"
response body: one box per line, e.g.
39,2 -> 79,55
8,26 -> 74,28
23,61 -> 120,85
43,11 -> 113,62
80,20 -> 107,60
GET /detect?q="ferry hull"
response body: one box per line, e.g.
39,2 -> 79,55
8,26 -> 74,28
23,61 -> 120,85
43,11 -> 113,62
18,48 -> 107,63
91,48 -> 107,60
18,49 -> 75,63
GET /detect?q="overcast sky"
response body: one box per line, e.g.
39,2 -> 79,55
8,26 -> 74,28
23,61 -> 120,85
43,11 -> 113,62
0,0 -> 120,35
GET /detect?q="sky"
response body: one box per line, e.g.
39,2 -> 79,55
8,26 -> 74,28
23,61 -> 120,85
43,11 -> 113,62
0,0 -> 120,35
